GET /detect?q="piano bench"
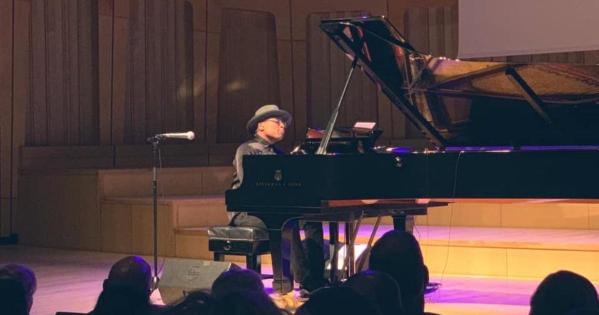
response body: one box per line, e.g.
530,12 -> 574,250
207,226 -> 270,275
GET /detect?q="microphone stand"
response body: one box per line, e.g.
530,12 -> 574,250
148,135 -> 161,290
145,131 -> 194,290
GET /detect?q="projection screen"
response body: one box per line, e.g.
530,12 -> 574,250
458,0 -> 599,58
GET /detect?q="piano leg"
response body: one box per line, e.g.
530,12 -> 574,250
269,224 -> 294,293
329,222 -> 339,284
344,221 -> 355,277
251,213 -> 297,294
392,215 -> 407,232
257,214 -> 295,294
392,211 -> 418,233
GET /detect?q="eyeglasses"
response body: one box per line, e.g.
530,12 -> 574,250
265,118 -> 287,128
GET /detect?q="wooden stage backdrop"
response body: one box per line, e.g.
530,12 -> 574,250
1,0 -> 599,240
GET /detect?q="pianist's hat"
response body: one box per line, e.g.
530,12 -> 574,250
247,104 -> 292,134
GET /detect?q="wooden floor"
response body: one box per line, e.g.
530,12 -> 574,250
0,245 -> 539,315
3,227 -> 599,315
330,224 -> 599,249
0,246 -> 138,315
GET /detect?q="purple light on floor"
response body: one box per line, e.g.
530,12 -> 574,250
445,146 -> 514,152
271,224 -> 599,309
520,145 -> 599,151
425,278 -> 534,306
444,145 -> 599,152
382,146 -> 411,154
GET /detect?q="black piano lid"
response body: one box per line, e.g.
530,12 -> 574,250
319,16 -> 599,149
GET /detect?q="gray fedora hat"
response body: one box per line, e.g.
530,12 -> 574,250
246,104 -> 292,134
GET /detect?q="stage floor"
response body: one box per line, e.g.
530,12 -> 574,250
0,245 -> 561,315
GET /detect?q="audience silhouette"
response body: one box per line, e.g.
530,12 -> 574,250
295,286 -> 381,315
530,270 -> 599,315
211,268 -> 264,300
565,308 -> 599,315
343,270 -> 405,315
0,264 -> 36,315
210,291 -> 287,315
5,235 -> 599,315
90,256 -> 159,315
163,290 -> 213,315
369,230 -> 429,315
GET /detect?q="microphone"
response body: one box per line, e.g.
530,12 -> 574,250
149,131 -> 195,141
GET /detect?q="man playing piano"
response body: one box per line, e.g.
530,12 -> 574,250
230,104 -> 328,295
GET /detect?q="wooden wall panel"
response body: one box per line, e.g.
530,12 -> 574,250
304,13 -> 330,130
6,0 -> 599,165
26,0 -> 99,146
276,38 -> 295,147
291,0 -> 387,140
0,0 -> 13,236
206,0 -> 293,143
216,9 -> 280,142
6,0 -> 599,245
427,6 -> 450,56
193,33 -> 208,142
192,0 -> 207,142
205,30 -> 219,144
206,0 -> 292,144
290,0 -> 386,41
45,0 -> 67,145
375,92 -> 397,143
101,203 -> 133,253
164,1 -> 177,134
404,7 -> 431,55
29,0 -> 48,145
2,0 -> 32,238
291,0 -> 387,143
176,1 -> 195,134
12,0 -> 32,199
124,0 -> 147,144
443,6 -> 458,59
17,170 -> 101,250
78,0 -> 100,145
112,0 -> 195,145
6,1 -> 599,166
291,40 -> 307,143
145,0 -> 166,138
585,51 -> 599,65
66,0 -> 80,145
387,0 -> 457,33
403,6 -> 442,139
207,0 -> 290,40
98,0 -> 113,144
306,11 -> 378,129
109,2 -> 128,145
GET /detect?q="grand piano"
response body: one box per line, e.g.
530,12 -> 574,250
225,16 -> 599,293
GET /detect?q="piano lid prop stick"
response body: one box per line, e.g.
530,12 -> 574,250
316,56 -> 359,155
316,23 -> 364,155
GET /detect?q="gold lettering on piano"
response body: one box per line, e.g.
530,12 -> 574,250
255,181 -> 302,188
274,170 -> 283,182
